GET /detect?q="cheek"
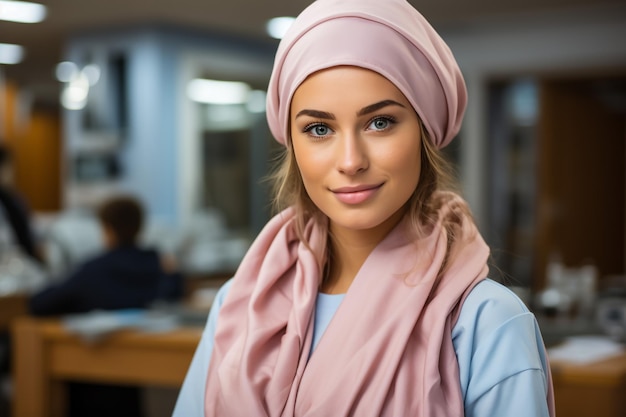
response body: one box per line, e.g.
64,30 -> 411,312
293,144 -> 318,189
377,141 -> 421,178
293,141 -> 330,182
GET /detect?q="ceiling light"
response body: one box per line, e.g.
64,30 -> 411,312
0,43 -> 24,64
61,72 -> 90,110
187,79 -> 251,105
55,61 -> 79,82
266,16 -> 295,39
82,64 -> 101,86
0,1 -> 47,23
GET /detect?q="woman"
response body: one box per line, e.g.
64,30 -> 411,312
174,0 -> 555,415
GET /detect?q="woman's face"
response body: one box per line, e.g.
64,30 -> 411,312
290,66 -> 422,237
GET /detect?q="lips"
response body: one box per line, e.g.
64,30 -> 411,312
331,183 -> 383,205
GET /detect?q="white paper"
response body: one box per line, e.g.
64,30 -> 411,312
548,335 -> 624,364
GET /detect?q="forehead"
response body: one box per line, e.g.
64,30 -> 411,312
290,66 -> 411,112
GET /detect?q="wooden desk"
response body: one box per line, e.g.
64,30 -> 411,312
11,317 -> 202,417
12,315 -> 626,417
0,293 -> 28,331
551,353 -> 626,417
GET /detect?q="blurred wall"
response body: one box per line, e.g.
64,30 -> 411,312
62,26 -> 276,227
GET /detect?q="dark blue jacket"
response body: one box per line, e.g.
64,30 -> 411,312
29,245 -> 182,316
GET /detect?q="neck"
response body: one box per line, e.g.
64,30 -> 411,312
322,209 -> 406,294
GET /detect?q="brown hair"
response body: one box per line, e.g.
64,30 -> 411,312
97,195 -> 144,246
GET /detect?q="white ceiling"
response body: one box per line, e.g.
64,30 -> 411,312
2,0 -> 625,104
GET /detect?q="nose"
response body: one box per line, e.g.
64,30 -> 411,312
336,133 -> 369,175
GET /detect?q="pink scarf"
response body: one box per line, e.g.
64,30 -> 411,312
205,195 -> 489,416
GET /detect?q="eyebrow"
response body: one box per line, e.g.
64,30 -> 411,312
357,100 -> 406,116
295,99 -> 406,120
295,109 -> 335,120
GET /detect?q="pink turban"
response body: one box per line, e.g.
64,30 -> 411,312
266,0 -> 467,149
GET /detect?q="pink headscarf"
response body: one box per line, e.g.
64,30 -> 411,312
266,0 -> 467,149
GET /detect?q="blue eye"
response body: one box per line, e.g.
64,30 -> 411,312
368,117 -> 394,131
304,123 -> 332,138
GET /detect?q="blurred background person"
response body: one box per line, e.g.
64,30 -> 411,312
29,194 -> 182,314
29,194 -> 183,417
0,143 -> 44,264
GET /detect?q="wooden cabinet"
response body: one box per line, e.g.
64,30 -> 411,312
535,77 -> 626,291
486,74 -> 626,292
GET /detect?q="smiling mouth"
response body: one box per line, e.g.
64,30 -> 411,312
331,183 -> 384,205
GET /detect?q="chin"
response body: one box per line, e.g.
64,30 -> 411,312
329,215 -> 389,232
